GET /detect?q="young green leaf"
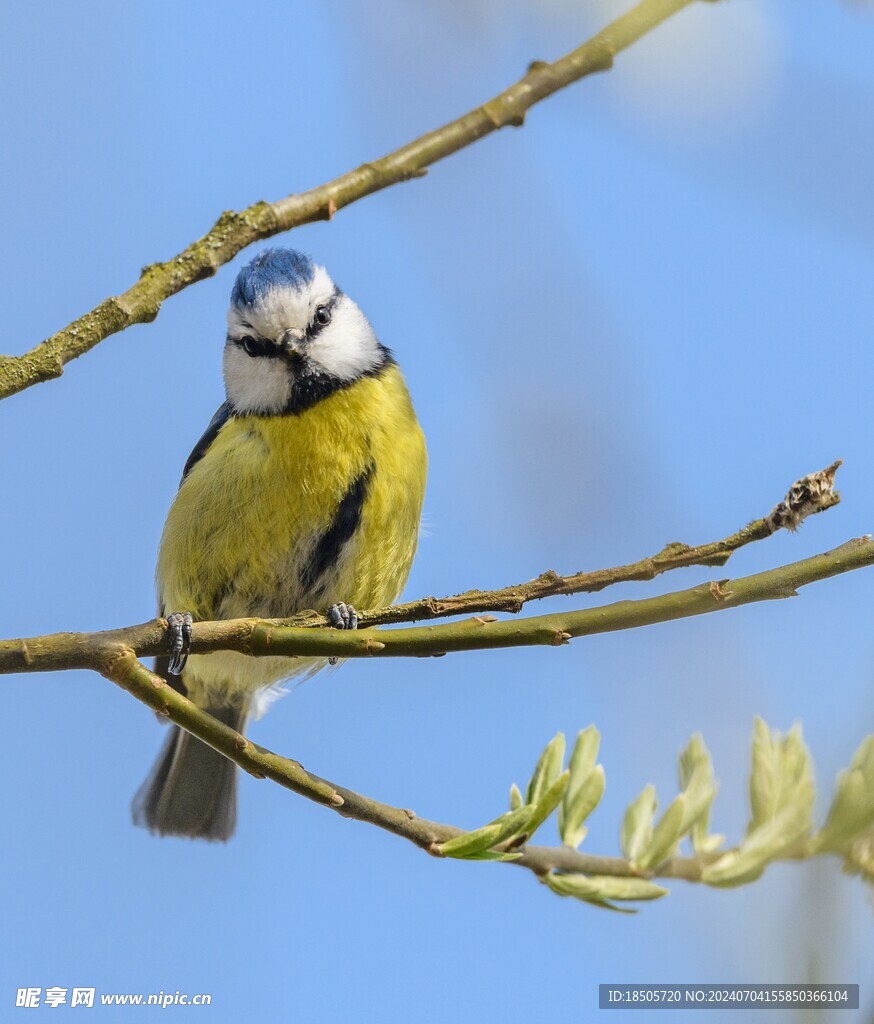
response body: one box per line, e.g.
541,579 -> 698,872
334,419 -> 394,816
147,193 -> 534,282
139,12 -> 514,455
438,804 -> 534,859
524,770 -> 570,841
621,785 -> 657,863
748,720 -> 814,837
526,733 -> 567,806
843,827 -> 874,884
544,871 -> 667,912
749,717 -> 778,831
559,727 -> 605,849
566,726 -> 601,787
815,737 -> 874,854
678,734 -> 721,854
559,765 -> 606,849
702,803 -> 810,887
549,873 -> 667,902
635,793 -> 687,870
454,850 -> 523,862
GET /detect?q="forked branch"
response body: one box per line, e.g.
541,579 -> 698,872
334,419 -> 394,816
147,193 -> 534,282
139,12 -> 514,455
3,463 -> 870,909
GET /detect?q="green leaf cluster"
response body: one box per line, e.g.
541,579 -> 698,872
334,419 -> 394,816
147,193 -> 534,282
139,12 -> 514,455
814,736 -> 874,875
437,719 -> 874,911
702,719 -> 813,886
438,733 -> 570,862
621,735 -> 720,872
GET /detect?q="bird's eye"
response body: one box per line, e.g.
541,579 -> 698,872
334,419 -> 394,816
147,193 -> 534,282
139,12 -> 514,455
241,336 -> 264,357
314,305 -> 331,327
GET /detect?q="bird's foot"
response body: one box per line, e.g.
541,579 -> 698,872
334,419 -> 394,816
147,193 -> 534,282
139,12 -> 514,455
327,602 -> 358,665
327,602 -> 358,630
166,611 -> 193,676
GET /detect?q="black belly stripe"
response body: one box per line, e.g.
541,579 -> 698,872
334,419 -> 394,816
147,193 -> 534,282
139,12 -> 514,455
299,465 -> 373,594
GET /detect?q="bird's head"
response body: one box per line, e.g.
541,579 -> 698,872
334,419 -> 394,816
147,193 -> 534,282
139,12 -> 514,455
223,248 -> 387,415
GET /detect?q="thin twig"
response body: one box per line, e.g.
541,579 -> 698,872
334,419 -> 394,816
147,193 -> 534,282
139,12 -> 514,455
0,0 -> 705,401
2,536 -> 871,675
99,649 -> 816,888
1,501 -> 862,893
283,461 -> 843,629
98,649 -> 728,881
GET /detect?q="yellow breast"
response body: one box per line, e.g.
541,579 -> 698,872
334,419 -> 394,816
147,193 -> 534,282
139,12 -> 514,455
156,364 -> 426,701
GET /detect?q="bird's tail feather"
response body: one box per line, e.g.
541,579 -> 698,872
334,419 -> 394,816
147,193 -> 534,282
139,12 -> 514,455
131,703 -> 247,842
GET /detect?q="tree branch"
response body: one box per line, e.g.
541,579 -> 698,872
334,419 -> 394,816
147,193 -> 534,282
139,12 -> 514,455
96,648 -> 728,883
284,461 -> 843,629
2,535 -> 871,676
1,469 -> 865,902
0,0 -> 706,402
97,652 -> 842,899
6,0 -> 865,912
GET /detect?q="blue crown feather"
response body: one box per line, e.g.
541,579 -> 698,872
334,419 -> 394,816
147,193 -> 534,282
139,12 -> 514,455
230,248 -> 315,308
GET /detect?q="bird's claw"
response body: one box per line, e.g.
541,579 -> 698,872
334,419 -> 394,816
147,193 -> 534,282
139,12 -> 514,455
327,602 -> 358,666
166,612 -> 193,676
327,602 -> 358,630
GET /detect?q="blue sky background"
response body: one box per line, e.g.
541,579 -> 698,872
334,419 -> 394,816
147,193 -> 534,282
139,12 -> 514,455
2,0 -> 873,1020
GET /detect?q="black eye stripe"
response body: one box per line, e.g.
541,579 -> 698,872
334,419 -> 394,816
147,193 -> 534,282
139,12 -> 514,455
230,290 -> 342,355
235,335 -> 277,358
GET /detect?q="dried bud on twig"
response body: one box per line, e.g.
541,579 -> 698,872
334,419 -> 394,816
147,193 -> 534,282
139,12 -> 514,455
766,460 -> 842,533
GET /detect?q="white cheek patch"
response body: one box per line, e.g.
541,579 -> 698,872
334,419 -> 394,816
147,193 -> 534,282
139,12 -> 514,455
305,296 -> 383,380
222,343 -> 291,415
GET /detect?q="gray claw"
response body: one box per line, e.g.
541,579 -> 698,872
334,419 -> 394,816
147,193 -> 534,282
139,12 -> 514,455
327,601 -> 358,631
166,611 -> 193,676
327,602 -> 358,665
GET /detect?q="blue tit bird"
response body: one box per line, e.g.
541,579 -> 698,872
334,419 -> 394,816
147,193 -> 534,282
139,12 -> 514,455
132,247 -> 427,841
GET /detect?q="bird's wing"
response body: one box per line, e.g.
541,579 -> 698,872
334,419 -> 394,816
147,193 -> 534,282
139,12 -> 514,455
180,400 -> 233,484
156,400 -> 233,693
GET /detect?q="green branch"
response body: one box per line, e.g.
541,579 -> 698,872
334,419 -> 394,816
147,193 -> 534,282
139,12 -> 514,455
98,649 -> 657,879
252,538 -> 874,660
0,460 -> 851,676
3,0 -> 866,914
1,536 -> 870,677
2,465 -> 866,905
78,652 -> 874,910
0,0 -> 707,401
